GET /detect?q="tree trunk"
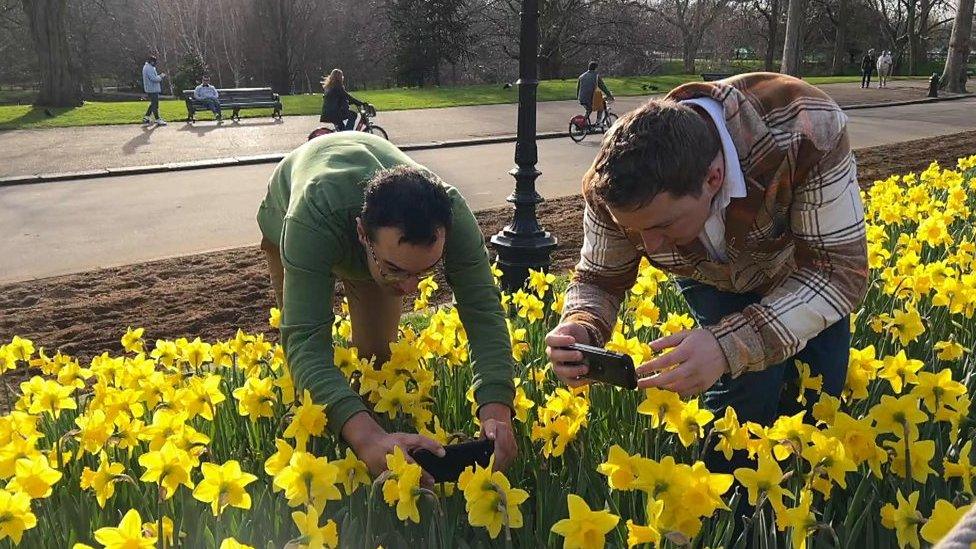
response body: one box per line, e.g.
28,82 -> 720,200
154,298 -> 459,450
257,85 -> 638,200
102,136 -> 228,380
683,34 -> 698,74
764,0 -> 781,71
941,0 -> 975,92
831,0 -> 849,75
906,0 -> 918,74
780,0 -> 806,75
915,0 -> 931,71
20,0 -> 81,107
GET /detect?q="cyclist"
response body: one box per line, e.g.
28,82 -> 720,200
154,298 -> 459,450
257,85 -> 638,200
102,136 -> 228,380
321,68 -> 365,131
576,61 -> 614,123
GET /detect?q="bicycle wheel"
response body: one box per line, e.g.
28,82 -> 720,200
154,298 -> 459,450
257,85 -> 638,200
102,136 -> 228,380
569,119 -> 587,142
365,124 -> 389,140
603,112 -> 619,130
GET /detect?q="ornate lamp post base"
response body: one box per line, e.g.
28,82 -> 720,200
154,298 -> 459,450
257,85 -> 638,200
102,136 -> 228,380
489,0 -> 557,291
490,168 -> 557,291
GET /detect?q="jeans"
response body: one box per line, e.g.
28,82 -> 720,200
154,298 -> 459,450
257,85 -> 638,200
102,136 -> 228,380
676,278 -> 850,541
674,278 -> 850,472
198,97 -> 221,115
342,109 -> 357,131
861,69 -> 873,87
144,92 -> 160,119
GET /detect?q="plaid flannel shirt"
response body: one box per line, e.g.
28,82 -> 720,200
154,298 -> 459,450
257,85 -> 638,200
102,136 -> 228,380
562,73 -> 869,378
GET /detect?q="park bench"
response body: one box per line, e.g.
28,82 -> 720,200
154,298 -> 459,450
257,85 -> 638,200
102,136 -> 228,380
700,72 -> 734,82
182,87 -> 282,122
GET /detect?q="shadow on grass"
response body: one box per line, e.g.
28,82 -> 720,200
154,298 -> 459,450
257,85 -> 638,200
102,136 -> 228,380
0,105 -> 80,130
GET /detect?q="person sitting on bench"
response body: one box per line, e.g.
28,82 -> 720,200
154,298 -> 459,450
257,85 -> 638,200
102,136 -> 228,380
193,75 -> 222,120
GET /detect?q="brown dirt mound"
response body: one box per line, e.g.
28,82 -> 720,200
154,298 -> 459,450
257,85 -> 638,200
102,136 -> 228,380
3,130 -> 976,370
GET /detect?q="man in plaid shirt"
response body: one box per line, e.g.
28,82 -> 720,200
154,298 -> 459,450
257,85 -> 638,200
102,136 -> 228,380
546,73 -> 868,473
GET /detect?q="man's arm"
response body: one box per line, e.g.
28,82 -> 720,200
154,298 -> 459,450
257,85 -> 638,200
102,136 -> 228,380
597,76 -> 613,99
278,215 -> 369,431
442,191 -> 515,411
149,66 -> 163,83
346,90 -> 365,107
706,133 -> 868,377
561,196 -> 642,345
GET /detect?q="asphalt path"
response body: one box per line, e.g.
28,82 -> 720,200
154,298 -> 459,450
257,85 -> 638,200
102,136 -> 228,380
3,98 -> 976,284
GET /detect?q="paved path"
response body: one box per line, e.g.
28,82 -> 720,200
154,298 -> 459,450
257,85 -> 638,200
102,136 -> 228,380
3,98 -> 976,284
0,79 -> 949,179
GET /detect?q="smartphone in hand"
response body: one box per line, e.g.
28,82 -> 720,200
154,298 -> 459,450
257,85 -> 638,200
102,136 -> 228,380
566,343 -> 638,389
410,439 -> 494,483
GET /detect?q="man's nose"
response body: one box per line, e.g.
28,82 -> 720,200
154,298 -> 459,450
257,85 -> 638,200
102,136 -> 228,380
641,232 -> 665,253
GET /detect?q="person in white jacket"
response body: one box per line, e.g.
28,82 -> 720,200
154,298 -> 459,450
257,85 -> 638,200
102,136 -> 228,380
142,55 -> 167,125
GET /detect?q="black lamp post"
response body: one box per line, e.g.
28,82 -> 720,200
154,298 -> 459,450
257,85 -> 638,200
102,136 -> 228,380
489,0 -> 557,291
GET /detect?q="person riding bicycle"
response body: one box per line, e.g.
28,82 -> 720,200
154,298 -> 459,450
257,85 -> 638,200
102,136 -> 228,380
321,68 -> 365,131
577,61 -> 614,123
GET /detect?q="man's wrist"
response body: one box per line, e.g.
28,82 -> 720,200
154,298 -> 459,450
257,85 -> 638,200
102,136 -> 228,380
340,411 -> 386,451
478,402 -> 514,423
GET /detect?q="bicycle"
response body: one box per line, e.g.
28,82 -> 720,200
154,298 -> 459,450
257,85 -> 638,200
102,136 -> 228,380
307,103 -> 389,141
568,101 -> 618,143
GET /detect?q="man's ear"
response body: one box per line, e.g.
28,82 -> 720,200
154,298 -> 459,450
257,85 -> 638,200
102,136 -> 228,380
355,217 -> 368,245
704,153 -> 724,196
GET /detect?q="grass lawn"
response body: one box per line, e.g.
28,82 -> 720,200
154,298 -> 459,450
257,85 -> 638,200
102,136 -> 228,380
0,74 -> 904,131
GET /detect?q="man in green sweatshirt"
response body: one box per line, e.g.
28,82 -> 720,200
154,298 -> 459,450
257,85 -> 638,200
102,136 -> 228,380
257,132 -> 516,481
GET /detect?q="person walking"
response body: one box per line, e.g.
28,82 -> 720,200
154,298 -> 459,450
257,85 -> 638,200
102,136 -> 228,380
193,75 -> 222,120
320,69 -> 365,131
860,49 -> 876,89
142,55 -> 167,125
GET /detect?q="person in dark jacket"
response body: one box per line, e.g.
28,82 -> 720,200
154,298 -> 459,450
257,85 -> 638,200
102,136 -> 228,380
577,61 -> 614,121
860,49 -> 876,88
321,69 -> 365,131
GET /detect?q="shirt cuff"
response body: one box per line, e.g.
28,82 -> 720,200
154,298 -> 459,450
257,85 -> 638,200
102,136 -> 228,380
473,382 -> 515,414
561,311 -> 609,347
705,313 -> 767,379
326,394 -> 371,436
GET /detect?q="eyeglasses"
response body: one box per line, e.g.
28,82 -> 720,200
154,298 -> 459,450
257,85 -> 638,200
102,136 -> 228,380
366,239 -> 439,283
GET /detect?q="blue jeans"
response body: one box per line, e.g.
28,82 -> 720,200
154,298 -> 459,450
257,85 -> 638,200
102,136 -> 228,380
144,92 -> 159,119
198,97 -> 221,115
674,278 -> 850,473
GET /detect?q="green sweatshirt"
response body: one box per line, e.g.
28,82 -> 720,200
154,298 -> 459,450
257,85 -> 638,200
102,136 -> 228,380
256,132 -> 515,432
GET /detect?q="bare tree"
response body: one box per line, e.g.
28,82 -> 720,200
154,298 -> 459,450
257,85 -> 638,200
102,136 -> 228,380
748,0 -> 783,71
19,0 -> 81,106
941,0 -> 974,91
641,0 -> 733,73
780,0 -> 805,74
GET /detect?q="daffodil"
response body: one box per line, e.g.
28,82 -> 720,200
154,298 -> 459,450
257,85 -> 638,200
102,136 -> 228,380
733,453 -> 786,510
869,394 -> 927,440
880,490 -> 922,549
457,457 -> 529,538
232,376 -> 277,421
625,500 -> 663,547
919,499 -> 970,545
884,437 -> 936,483
551,494 -> 620,549
944,440 -> 975,495
283,390 -> 327,449
332,448 -> 370,496
775,489 -> 817,549
382,447 -> 423,523
877,350 -> 923,394
597,445 -> 644,491
273,451 -> 341,508
664,398 -> 714,447
80,452 -> 125,508
138,441 -> 195,500
192,460 -> 258,516
0,488 -> 37,544
636,387 -> 682,428
121,327 -> 145,354
291,504 -> 338,548
7,454 -> 62,499
94,509 -> 156,549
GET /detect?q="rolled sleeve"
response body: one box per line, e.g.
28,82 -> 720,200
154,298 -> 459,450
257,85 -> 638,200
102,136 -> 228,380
561,197 -> 641,345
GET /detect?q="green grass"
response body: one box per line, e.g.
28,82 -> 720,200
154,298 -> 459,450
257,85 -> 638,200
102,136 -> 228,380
0,74 -> 917,131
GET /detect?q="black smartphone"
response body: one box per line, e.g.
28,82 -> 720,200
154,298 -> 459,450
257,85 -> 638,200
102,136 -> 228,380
410,438 -> 495,483
566,343 -> 638,389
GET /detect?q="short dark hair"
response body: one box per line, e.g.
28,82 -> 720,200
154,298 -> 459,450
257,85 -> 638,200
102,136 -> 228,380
148,55 -> 157,63
585,99 -> 720,210
362,166 -> 453,245
588,61 -> 598,71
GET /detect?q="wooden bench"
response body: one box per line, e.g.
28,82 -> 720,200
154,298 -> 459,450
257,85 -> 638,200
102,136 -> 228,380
182,87 -> 282,122
701,72 -> 734,82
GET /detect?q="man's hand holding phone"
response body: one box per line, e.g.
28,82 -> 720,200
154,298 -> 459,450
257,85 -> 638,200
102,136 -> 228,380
545,322 -> 593,387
